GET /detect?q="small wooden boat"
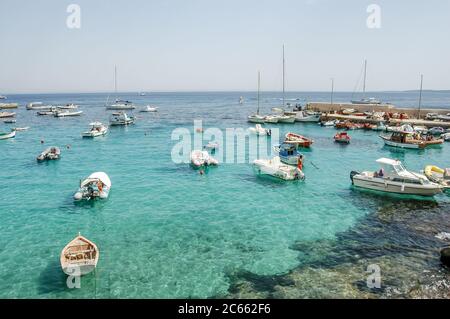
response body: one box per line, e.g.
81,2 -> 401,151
380,131 -> 444,149
334,132 -> 351,144
285,132 -> 313,148
60,233 -> 99,276
0,130 -> 15,140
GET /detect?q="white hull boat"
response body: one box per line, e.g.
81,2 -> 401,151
74,172 -> 111,201
26,102 -> 53,110
288,111 -> 320,122
350,158 -> 442,196
0,130 -> 15,140
276,115 -> 296,123
109,112 -> 135,125
57,103 -> 78,110
264,115 -> 279,124
253,156 -> 304,181
140,105 -> 158,112
60,233 -> 99,276
107,103 -> 136,110
248,124 -> 271,136
0,112 -> 15,118
37,147 -> 61,162
54,110 -> 83,117
190,150 -> 219,168
248,114 -> 266,123
0,103 -> 18,109
82,122 -> 108,138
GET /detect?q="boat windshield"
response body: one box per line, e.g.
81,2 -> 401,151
392,163 -> 406,174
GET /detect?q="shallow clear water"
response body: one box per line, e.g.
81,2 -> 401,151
0,91 -> 449,298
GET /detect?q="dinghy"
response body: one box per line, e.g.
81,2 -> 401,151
60,233 -> 99,276
109,112 -> 135,126
350,158 -> 442,196
82,122 -> 108,138
0,130 -> 15,140
248,124 -> 271,136
253,156 -> 304,181
37,147 -> 61,162
424,165 -> 450,189
73,172 -> 111,201
285,132 -> 314,148
334,132 -> 351,144
190,150 -> 219,169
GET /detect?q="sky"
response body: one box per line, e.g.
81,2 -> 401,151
0,0 -> 449,93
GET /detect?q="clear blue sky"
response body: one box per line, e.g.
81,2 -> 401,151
0,0 -> 449,93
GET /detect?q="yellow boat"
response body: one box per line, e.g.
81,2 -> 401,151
424,165 -> 450,189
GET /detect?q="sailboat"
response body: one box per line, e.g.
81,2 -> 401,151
351,60 -> 381,105
274,45 -> 295,123
248,71 -> 266,123
106,66 -> 135,110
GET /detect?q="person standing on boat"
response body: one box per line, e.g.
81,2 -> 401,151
297,155 -> 303,171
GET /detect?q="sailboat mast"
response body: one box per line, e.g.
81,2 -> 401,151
362,59 -> 367,99
257,71 -> 261,115
282,45 -> 286,108
418,74 -> 423,119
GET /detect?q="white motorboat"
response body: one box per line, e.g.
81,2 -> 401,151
140,105 -> 158,112
0,130 -> 15,140
253,156 -> 304,181
248,114 -> 266,123
105,66 -> 136,110
321,120 -> 337,127
82,122 -> 108,138
342,108 -> 356,115
73,172 -> 111,201
0,103 -> 18,109
109,112 -> 135,125
37,147 -> 61,162
289,110 -> 320,122
350,158 -> 442,196
26,102 -> 53,110
190,150 -> 219,168
248,124 -> 271,136
57,103 -> 78,110
0,112 -> 15,118
60,233 -> 99,276
54,110 -> 83,117
37,108 -> 57,116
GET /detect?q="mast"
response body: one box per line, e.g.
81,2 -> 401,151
282,45 -> 285,109
257,70 -> 261,115
331,78 -> 334,105
362,59 -> 367,99
114,65 -> 118,97
418,74 -> 423,119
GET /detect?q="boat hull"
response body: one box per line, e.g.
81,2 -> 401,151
352,175 -> 441,196
0,131 -> 15,140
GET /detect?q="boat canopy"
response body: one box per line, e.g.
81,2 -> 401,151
376,158 -> 400,166
81,172 -> 111,188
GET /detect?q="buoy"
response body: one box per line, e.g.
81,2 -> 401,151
440,247 -> 450,267
40,140 -> 44,144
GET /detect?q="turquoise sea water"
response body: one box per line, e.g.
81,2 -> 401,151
1,92 -> 449,298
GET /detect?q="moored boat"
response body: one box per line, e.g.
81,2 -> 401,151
0,112 -> 15,118
334,132 -> 351,144
275,114 -> 296,123
190,150 -> 219,168
286,110 -> 321,122
380,130 -> 443,149
109,112 -> 135,125
26,102 -> 52,110
3,119 -> 16,124
0,130 -> 16,140
248,124 -> 271,136
140,105 -> 158,112
0,103 -> 18,109
54,110 -> 83,117
285,132 -> 314,148
248,114 -> 266,123
264,115 -> 279,124
350,158 -> 442,196
82,122 -> 108,138
73,172 -> 112,201
424,165 -> 450,189
57,103 -> 78,110
253,156 -> 304,181
37,147 -> 61,162
60,233 -> 99,276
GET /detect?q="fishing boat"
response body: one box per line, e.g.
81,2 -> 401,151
350,60 -> 382,105
248,124 -> 271,136
36,147 -> 61,162
264,115 -> 279,124
73,172 -> 112,201
190,150 -> 219,168
350,158 -> 442,196
0,130 -> 15,140
3,119 -> 16,124
105,66 -> 136,110
334,132 -> 351,144
54,110 -> 83,117
0,103 -> 18,109
285,132 -> 314,148
82,122 -> 108,138
424,165 -> 450,189
253,156 -> 304,181
273,143 -> 303,165
109,112 -> 135,125
140,105 -> 158,112
380,130 -> 443,149
0,112 -> 15,118
60,233 -> 99,276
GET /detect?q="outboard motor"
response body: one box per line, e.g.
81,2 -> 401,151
350,171 -> 360,185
